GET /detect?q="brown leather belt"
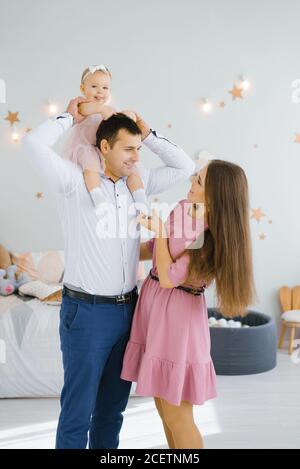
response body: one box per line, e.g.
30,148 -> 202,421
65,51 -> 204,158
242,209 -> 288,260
149,270 -> 205,296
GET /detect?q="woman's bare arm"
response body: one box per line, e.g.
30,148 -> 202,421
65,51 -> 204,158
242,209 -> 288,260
139,213 -> 174,288
155,231 -> 174,288
140,242 -> 153,261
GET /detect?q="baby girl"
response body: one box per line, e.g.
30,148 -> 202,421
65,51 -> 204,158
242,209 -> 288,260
63,64 -> 149,211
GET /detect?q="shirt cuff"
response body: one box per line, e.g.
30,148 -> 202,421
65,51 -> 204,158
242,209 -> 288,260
142,129 -> 178,151
53,112 -> 74,130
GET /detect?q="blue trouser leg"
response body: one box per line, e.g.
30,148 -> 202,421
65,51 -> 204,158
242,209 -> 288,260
55,292 -> 136,449
89,302 -> 135,449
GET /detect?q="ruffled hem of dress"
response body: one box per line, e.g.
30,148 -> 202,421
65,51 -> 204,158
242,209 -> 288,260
121,341 -> 217,407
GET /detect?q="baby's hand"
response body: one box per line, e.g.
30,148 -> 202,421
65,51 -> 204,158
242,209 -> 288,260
66,97 -> 92,123
78,100 -> 102,117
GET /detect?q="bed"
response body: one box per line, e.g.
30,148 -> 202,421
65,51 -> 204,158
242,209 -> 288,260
0,292 -> 140,398
0,294 -> 63,397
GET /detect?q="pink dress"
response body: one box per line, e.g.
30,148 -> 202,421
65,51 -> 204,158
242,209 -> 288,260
121,199 -> 217,406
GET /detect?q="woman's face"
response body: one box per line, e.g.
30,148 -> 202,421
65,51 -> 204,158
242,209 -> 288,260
80,71 -> 111,105
187,164 -> 209,204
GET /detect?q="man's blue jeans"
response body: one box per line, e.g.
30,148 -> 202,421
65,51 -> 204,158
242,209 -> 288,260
55,289 -> 137,449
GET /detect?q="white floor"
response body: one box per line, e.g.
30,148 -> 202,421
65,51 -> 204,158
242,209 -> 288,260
0,350 -> 299,449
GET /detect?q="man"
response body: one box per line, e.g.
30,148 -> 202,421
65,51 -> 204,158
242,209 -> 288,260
22,97 -> 195,449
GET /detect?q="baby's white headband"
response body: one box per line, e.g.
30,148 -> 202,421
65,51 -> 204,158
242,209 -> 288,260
82,64 -> 110,83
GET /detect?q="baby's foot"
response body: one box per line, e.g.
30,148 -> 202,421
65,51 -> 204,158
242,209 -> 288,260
90,187 -> 106,208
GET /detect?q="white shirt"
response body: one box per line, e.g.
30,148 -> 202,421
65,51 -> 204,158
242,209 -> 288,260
22,113 -> 195,295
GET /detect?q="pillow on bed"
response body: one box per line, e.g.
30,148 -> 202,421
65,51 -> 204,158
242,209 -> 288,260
18,280 -> 62,302
11,250 -> 64,284
42,289 -> 62,305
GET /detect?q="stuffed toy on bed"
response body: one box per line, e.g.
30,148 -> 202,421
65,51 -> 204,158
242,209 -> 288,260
0,244 -> 11,270
0,244 -> 31,296
0,265 -> 31,296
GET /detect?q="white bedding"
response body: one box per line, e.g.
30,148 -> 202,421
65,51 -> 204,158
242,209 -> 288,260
0,296 -> 63,397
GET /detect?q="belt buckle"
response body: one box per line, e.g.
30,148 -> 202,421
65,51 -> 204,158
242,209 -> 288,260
116,294 -> 126,304
191,288 -> 199,295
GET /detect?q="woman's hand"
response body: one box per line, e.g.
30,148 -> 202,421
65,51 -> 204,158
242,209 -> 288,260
137,209 -> 166,237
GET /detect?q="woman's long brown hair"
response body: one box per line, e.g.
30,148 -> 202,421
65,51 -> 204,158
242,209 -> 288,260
184,160 -> 257,318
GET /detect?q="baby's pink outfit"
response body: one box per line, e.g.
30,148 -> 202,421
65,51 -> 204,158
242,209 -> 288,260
121,199 -> 217,406
62,114 -> 103,173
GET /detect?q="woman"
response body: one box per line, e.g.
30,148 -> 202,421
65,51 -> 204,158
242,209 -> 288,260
121,160 -> 256,449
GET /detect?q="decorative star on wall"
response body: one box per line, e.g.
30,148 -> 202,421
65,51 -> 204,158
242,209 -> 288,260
228,84 -> 244,100
259,233 -> 266,240
218,101 -> 226,108
36,192 -> 43,199
4,111 -> 20,126
251,208 -> 266,222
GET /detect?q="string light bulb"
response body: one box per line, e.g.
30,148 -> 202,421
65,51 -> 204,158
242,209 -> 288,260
11,125 -> 20,143
201,98 -> 212,113
47,99 -> 58,115
240,75 -> 250,90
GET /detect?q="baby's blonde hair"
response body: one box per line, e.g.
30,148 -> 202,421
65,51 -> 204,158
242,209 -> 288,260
81,66 -> 112,84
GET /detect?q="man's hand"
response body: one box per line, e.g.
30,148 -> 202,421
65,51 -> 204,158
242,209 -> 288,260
121,110 -> 137,122
100,105 -> 117,120
123,111 -> 151,140
66,97 -> 92,124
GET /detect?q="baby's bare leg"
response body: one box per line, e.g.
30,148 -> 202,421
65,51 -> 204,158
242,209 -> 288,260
127,173 -> 144,192
83,170 -> 101,192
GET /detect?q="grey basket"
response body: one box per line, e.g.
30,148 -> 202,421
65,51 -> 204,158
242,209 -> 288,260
208,309 -> 277,375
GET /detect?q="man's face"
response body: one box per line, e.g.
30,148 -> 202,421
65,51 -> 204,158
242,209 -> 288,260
100,129 -> 142,179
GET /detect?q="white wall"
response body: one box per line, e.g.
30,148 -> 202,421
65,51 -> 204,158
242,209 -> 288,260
1,0 -> 299,323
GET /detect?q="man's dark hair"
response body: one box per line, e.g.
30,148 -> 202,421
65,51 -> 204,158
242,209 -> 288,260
95,113 -> 142,149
